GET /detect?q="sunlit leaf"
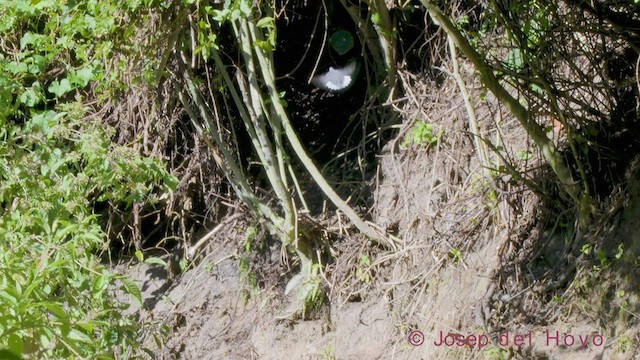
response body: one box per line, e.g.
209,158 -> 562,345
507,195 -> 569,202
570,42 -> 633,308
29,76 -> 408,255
144,257 -> 168,267
119,277 -> 142,308
48,78 -> 73,97
67,329 -> 93,343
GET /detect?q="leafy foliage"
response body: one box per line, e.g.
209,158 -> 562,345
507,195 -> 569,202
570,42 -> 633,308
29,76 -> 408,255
0,0 -> 176,358
402,120 -> 441,148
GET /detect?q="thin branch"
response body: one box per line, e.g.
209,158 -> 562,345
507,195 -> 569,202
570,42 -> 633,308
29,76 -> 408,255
248,20 -> 393,249
419,0 -> 581,203
448,35 -> 492,180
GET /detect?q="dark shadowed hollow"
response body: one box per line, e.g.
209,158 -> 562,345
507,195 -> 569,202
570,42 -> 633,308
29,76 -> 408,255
273,0 -> 370,164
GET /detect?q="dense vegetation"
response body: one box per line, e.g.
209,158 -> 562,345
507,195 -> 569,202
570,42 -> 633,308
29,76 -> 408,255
0,1 -> 176,357
1,0 -> 638,358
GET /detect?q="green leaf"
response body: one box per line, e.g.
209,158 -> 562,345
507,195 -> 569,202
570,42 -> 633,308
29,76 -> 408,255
370,12 -> 381,25
31,110 -> 60,135
7,333 -> 23,358
515,149 -> 532,161
0,349 -> 22,360
56,35 -> 74,48
239,1 -> 252,15
211,9 -> 230,22
143,257 -> 168,267
254,40 -> 273,52
39,328 -> 55,350
48,78 -> 73,97
54,223 -> 79,242
20,32 -> 44,49
505,48 -> 523,71
92,272 -> 112,297
18,88 -> 40,106
27,55 -> 46,74
67,329 -> 93,343
40,302 -> 67,320
70,67 -> 95,87
256,17 -> 274,29
33,0 -> 56,10
6,61 -> 28,74
456,15 -> 470,29
329,30 -> 354,56
0,289 -> 19,306
179,259 -> 188,272
119,277 -> 142,308
81,232 -> 104,244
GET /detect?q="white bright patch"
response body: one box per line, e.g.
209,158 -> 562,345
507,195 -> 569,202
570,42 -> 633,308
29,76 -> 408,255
311,60 -> 358,93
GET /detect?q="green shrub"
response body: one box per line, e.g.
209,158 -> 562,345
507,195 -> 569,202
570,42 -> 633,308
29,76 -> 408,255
0,0 -> 175,358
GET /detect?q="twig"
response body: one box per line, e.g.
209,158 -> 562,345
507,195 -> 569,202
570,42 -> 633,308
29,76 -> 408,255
187,213 -> 243,259
448,36 -> 492,180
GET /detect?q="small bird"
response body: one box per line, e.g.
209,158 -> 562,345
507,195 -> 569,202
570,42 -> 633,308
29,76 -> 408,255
311,58 -> 360,93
